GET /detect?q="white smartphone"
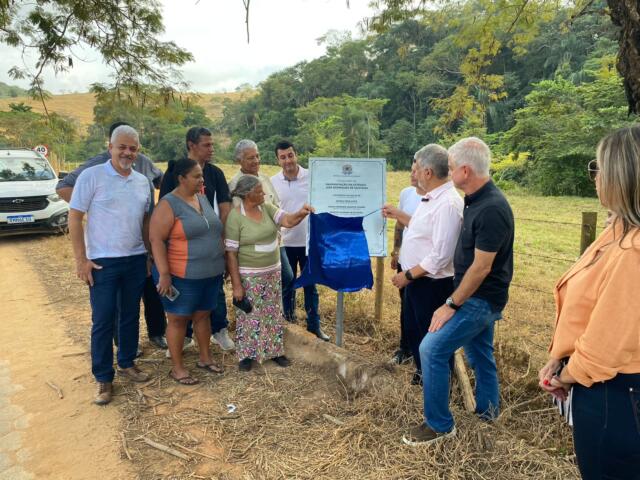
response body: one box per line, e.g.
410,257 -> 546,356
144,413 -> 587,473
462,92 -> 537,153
165,285 -> 180,301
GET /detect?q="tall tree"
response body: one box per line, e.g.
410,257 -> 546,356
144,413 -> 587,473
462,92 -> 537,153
0,0 -> 192,112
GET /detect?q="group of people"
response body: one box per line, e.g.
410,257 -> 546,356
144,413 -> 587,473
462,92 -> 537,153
383,128 -> 640,478
59,118 -> 639,477
59,123 -> 326,401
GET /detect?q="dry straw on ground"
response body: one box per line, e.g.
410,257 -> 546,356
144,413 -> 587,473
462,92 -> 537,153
23,227 -> 581,480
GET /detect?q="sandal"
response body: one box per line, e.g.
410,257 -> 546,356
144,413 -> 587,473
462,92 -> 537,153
196,362 -> 224,374
169,371 -> 199,385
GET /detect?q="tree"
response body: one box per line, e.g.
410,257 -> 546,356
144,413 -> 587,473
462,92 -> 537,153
607,0 -> 640,113
0,0 -> 192,112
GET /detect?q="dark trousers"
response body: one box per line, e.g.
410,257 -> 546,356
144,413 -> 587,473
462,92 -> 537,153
142,276 -> 166,337
90,255 -> 146,383
397,263 -> 410,353
285,246 -> 320,332
572,373 -> 640,480
186,280 -> 228,338
403,276 -> 454,372
280,247 -> 295,321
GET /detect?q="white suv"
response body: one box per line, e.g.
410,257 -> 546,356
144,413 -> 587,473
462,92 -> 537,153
0,149 -> 69,236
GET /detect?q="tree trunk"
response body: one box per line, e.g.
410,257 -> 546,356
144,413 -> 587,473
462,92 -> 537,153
608,0 -> 640,114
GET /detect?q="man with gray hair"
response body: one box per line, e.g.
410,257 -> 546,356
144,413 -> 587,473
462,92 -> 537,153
383,144 -> 464,386
402,137 -> 514,446
228,140 -> 295,322
69,125 -> 152,405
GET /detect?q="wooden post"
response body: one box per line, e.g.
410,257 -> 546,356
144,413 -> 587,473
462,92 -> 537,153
580,212 -> 598,255
373,257 -> 384,323
454,349 -> 476,413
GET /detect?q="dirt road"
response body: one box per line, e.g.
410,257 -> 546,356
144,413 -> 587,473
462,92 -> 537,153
0,238 -> 132,480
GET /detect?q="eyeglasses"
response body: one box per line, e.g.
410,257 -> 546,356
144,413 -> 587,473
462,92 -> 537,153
587,159 -> 599,181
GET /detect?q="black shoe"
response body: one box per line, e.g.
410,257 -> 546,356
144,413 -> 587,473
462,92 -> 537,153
309,328 -> 330,342
411,370 -> 423,386
239,358 -> 252,372
149,336 -> 168,349
390,349 -> 413,365
272,356 -> 291,367
285,315 -> 297,324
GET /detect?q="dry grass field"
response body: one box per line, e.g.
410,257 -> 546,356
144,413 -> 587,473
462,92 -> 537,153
18,164 -> 607,479
0,90 -> 254,132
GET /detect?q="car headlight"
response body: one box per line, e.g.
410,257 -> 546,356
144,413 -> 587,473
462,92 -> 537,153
47,193 -> 63,202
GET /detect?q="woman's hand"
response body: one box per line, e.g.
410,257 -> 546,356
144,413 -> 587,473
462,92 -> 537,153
299,204 -> 315,216
232,284 -> 245,302
156,273 -> 172,297
538,357 -> 570,401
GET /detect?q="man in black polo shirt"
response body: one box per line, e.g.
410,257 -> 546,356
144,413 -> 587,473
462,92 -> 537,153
402,137 -> 514,446
159,127 -> 235,352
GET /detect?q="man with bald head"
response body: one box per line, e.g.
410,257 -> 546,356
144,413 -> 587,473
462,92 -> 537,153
69,125 -> 152,405
402,137 -> 514,446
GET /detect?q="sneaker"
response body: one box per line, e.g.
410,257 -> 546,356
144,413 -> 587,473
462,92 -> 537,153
149,336 -> 168,349
118,366 -> 150,383
411,370 -> 423,386
239,358 -> 252,372
94,382 -> 113,405
390,349 -> 413,365
272,356 -> 291,367
402,424 -> 456,446
211,328 -> 235,351
165,337 -> 195,358
309,328 -> 330,342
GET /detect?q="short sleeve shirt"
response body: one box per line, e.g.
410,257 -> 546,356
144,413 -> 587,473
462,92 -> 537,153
70,161 -> 150,260
453,181 -> 514,311
270,166 -> 309,247
224,203 -> 283,271
159,160 -> 230,214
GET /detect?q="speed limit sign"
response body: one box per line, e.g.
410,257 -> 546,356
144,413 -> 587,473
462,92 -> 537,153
33,145 -> 49,157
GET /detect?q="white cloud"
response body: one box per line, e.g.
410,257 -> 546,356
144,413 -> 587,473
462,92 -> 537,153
0,0 -> 374,93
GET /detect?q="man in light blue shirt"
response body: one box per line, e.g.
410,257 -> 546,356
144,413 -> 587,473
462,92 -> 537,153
69,125 -> 152,405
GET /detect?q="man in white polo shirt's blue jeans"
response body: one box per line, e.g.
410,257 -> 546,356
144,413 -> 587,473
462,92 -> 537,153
69,125 -> 152,405
271,141 -> 329,342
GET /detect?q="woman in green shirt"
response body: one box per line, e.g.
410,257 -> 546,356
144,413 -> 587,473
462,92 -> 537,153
225,176 -> 313,371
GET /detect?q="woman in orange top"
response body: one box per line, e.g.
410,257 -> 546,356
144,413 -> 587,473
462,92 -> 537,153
538,125 -> 640,479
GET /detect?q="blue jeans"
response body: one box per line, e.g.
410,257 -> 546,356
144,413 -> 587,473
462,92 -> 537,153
572,373 -> 640,480
280,246 -> 295,321
186,280 -> 228,338
285,246 -> 320,332
419,297 -> 501,432
89,255 -> 146,383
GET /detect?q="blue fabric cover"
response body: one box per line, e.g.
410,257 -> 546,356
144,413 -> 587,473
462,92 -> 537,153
294,213 -> 373,292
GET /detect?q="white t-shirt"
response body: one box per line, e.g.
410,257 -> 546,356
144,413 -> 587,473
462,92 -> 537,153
270,166 -> 309,247
398,186 -> 422,228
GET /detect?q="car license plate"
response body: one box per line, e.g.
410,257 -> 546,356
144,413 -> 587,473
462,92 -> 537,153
7,215 -> 35,224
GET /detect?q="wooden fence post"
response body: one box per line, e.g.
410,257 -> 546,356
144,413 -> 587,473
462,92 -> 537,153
374,257 -> 384,323
580,212 -> 598,255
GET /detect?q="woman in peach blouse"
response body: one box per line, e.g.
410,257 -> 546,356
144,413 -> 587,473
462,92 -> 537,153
538,125 -> 640,479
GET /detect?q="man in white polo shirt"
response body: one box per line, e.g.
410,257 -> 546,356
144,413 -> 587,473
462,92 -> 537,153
270,141 -> 330,342
383,144 -> 463,385
69,125 -> 152,406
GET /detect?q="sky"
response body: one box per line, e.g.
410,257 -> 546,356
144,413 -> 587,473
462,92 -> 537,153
0,0 -> 375,94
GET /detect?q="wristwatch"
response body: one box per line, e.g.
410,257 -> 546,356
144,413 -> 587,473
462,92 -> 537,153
445,296 -> 461,310
404,270 -> 414,281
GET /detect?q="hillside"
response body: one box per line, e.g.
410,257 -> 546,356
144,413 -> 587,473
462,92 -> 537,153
0,82 -> 29,98
0,90 -> 255,130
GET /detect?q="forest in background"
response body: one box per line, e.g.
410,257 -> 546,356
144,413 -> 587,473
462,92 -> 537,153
0,0 -> 637,196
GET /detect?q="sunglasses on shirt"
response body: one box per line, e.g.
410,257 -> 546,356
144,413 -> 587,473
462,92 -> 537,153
587,159 -> 599,181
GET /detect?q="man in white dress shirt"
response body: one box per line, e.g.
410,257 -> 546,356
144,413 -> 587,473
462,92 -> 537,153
383,144 -> 463,385
270,141 -> 329,341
